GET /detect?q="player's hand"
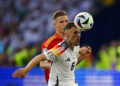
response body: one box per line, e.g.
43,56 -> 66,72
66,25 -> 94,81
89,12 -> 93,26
12,68 -> 27,78
79,46 -> 92,57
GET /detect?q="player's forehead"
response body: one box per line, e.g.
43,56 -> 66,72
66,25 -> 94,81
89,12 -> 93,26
71,27 -> 81,32
55,15 -> 68,22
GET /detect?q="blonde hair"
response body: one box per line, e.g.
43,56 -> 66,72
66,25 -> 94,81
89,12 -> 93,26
52,11 -> 67,20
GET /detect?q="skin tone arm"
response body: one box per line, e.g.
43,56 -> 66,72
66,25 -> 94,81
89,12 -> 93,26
12,53 -> 47,78
77,46 -> 92,65
40,61 -> 51,69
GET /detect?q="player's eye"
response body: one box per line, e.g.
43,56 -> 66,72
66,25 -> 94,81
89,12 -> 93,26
73,31 -> 78,34
73,31 -> 81,35
65,20 -> 68,22
60,21 -> 64,23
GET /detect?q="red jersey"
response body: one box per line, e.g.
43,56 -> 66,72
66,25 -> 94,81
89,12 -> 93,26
41,33 -> 63,84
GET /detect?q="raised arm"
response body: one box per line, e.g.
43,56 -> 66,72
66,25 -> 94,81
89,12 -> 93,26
12,53 -> 47,78
77,46 -> 92,65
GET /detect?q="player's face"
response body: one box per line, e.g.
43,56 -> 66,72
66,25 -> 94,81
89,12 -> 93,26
68,27 -> 81,46
54,16 -> 68,33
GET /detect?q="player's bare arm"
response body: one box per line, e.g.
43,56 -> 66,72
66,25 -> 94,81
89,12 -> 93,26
77,46 -> 92,65
40,48 -> 51,69
12,53 -> 47,78
40,61 -> 50,69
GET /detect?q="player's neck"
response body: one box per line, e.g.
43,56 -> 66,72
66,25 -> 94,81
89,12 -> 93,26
56,31 -> 64,39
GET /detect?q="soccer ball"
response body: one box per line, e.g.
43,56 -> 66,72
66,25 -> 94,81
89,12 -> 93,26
74,12 -> 94,31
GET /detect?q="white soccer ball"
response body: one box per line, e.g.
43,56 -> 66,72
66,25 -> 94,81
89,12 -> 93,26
74,12 -> 94,31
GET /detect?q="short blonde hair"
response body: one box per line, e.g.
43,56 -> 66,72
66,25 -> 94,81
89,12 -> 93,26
52,11 -> 67,20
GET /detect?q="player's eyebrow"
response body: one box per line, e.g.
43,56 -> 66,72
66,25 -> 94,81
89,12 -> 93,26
60,20 -> 68,23
73,31 -> 81,34
65,20 -> 68,22
60,21 -> 64,23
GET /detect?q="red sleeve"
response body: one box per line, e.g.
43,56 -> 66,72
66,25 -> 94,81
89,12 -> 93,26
41,38 -> 63,51
41,40 -> 48,52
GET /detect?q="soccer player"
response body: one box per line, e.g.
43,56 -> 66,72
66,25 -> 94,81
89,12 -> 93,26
12,21 -> 91,86
40,10 -> 68,84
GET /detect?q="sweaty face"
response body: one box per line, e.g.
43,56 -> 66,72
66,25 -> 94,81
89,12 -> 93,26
54,16 -> 68,33
67,27 -> 81,46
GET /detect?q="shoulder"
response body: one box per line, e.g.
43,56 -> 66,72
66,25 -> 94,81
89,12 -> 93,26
41,34 -> 56,47
42,34 -> 63,49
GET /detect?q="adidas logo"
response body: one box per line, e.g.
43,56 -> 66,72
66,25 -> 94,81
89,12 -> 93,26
66,57 -> 70,61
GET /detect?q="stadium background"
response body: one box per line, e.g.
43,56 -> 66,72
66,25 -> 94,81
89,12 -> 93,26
0,0 -> 120,86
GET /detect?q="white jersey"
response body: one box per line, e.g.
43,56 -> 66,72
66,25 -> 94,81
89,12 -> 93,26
44,40 -> 80,86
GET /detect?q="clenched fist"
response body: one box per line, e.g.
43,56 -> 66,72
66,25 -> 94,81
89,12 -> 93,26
79,46 -> 92,57
12,68 -> 27,78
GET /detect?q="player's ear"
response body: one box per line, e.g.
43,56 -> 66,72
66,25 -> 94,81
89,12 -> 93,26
53,21 -> 56,27
65,30 -> 69,38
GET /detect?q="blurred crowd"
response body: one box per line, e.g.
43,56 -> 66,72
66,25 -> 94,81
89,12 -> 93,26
0,0 -> 119,71
96,40 -> 120,71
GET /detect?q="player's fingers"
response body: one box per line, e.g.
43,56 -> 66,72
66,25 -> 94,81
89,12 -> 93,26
19,75 -> 25,79
87,49 -> 91,52
84,46 -> 91,51
86,46 -> 91,50
87,50 -> 91,55
12,71 -> 25,78
85,46 -> 90,48
15,69 -> 24,72
12,71 -> 21,77
13,72 -> 25,78
12,73 -> 19,78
